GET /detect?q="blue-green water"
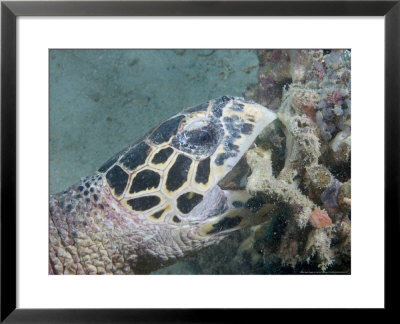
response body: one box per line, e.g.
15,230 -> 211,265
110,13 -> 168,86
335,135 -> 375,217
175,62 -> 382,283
50,49 -> 259,194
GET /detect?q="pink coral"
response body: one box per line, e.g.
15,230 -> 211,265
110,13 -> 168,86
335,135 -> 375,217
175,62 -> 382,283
309,208 -> 332,228
293,93 -> 317,121
328,91 -> 343,105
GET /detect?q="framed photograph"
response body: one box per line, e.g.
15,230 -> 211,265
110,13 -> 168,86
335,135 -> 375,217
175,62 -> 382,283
1,0 -> 397,321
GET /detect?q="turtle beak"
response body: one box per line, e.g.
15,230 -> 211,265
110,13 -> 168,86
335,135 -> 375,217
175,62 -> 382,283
215,98 -> 276,190
194,98 -> 278,237
210,97 -> 276,182
196,188 -> 277,237
217,154 -> 250,191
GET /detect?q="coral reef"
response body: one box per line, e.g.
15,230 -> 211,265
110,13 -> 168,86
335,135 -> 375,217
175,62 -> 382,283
241,49 -> 351,273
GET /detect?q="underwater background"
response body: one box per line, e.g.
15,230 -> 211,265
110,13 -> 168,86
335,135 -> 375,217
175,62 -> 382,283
50,49 -> 259,195
50,49 -> 351,274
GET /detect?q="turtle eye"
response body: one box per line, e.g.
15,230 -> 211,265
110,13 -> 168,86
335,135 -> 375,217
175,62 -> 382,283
185,128 -> 213,145
172,122 -> 223,156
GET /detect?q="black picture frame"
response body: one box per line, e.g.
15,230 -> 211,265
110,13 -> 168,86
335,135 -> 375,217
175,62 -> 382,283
1,0 -> 398,321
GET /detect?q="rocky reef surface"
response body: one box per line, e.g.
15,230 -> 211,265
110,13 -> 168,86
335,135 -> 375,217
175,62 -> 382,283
155,49 -> 351,274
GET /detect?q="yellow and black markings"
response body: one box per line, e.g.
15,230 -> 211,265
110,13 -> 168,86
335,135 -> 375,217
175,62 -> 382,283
129,169 -> 161,194
119,141 -> 152,171
176,191 -> 203,214
195,157 -> 211,185
126,195 -> 162,211
148,115 -> 185,145
165,154 -> 193,192
105,164 -> 129,197
151,147 -> 174,165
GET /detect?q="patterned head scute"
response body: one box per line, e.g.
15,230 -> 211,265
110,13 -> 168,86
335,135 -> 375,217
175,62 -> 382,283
195,157 -> 211,184
129,169 -> 160,194
165,154 -> 192,192
105,165 -> 129,197
148,115 -> 185,145
120,141 -> 151,171
98,96 -> 277,236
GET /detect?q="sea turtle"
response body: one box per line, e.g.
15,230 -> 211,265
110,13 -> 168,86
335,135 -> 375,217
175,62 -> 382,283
49,96 -> 277,274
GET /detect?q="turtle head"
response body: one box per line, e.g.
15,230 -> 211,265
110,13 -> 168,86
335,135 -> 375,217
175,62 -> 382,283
166,96 -> 277,240
99,96 -> 277,265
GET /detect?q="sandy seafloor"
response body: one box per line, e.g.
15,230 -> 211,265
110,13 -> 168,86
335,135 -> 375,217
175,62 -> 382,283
49,49 -> 260,274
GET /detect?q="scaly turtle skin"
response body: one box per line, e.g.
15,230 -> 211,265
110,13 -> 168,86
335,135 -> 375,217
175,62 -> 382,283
49,96 -> 277,274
